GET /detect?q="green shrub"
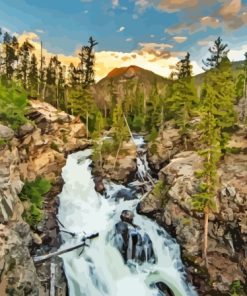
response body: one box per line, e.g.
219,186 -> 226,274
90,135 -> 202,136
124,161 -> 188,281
132,115 -> 144,132
50,141 -> 60,152
0,137 -> 7,147
19,178 -> 51,227
225,147 -> 242,155
101,139 -> 117,155
0,81 -> 28,129
229,280 -> 245,296
147,127 -> 158,142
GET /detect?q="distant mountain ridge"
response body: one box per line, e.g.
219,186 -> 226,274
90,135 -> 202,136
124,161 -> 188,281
93,61 -> 245,112
93,65 -> 169,111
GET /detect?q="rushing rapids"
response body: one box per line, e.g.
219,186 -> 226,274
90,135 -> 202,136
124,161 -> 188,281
57,137 -> 198,296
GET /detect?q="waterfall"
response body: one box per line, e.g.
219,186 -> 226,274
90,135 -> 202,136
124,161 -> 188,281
57,137 -> 198,296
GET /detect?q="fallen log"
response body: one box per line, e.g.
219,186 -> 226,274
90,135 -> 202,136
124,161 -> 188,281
33,233 -> 99,263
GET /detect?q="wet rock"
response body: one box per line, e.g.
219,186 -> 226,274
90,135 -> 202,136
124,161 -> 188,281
112,188 -> 135,201
155,282 -> 175,296
120,210 -> 134,224
114,211 -> 155,264
0,124 -> 14,140
94,176 -> 105,194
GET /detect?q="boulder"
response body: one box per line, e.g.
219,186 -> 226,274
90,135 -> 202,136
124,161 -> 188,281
94,176 -> 105,194
0,124 -> 14,141
112,188 -> 135,201
96,141 -> 137,183
120,210 -> 134,224
18,123 -> 35,137
147,126 -> 182,171
114,211 -> 155,264
155,282 -> 175,296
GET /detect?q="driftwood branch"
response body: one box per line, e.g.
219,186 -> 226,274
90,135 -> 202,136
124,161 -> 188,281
33,233 -> 99,263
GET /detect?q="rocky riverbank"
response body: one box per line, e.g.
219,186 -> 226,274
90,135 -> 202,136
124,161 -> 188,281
138,127 -> 247,295
0,100 -> 90,295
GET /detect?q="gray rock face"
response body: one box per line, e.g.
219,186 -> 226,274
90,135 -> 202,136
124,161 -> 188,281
0,124 -> 14,140
18,123 -> 35,137
0,222 -> 42,295
147,126 -> 182,171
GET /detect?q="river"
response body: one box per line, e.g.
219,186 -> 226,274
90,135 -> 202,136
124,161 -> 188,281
57,137 -> 197,296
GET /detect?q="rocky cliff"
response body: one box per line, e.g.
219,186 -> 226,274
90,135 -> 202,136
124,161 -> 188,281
0,100 -> 89,295
138,128 -> 247,295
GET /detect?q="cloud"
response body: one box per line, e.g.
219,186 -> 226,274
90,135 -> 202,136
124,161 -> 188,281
139,42 -> 173,51
173,36 -> 188,43
157,0 -> 198,12
112,0 -> 119,8
135,0 -> 247,34
135,0 -> 199,12
165,23 -> 197,35
197,35 -> 217,46
126,37 -> 133,42
16,31 -> 203,81
228,43 -> 247,61
150,34 -> 155,38
219,0 -> 241,18
35,29 -> 44,34
200,16 -> 220,28
117,26 -> 125,32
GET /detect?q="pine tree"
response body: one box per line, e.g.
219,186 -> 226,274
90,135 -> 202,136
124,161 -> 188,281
194,43 -> 236,262
168,53 -> 198,148
45,56 -> 61,107
38,41 -> 46,99
3,32 -> 18,81
28,53 -> 39,97
17,40 -> 34,89
112,102 -> 129,169
237,52 -> 247,122
57,65 -> 66,110
92,111 -> 105,168
193,74 -> 222,262
202,57 -> 236,149
175,52 -> 193,79
79,36 -> 98,88
203,37 -> 229,70
68,63 -> 79,88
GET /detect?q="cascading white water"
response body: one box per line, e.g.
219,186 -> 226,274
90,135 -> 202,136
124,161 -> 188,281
57,138 -> 198,296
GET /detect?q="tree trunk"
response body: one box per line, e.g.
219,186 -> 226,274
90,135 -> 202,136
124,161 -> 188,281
113,141 -> 122,171
86,111 -> 89,139
56,86 -> 59,109
203,206 -> 209,266
123,114 -> 135,144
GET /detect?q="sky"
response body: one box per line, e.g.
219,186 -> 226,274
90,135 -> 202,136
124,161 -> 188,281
1,0 -> 247,80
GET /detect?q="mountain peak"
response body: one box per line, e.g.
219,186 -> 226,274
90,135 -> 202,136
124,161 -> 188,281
107,65 -> 145,79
